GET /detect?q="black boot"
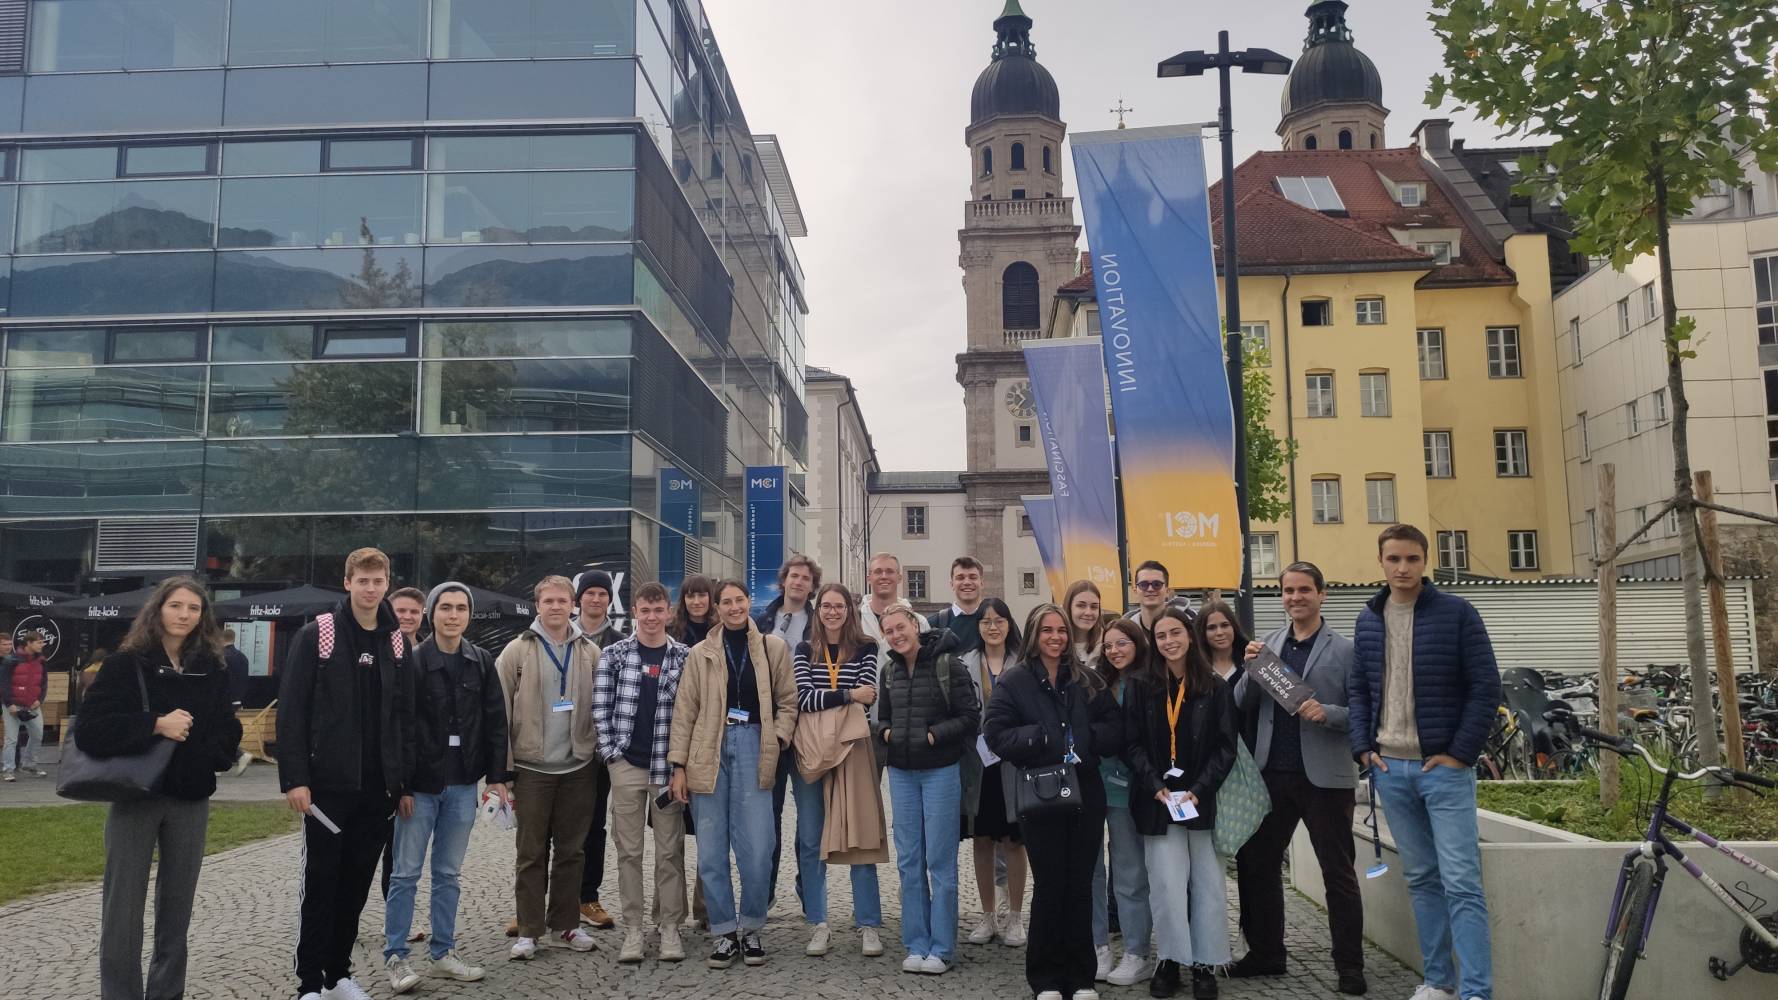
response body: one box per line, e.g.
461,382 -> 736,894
1190,964 -> 1219,1000
1149,959 -> 1181,998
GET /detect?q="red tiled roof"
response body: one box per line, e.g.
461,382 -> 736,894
1058,252 -> 1095,293
1208,147 -> 1515,286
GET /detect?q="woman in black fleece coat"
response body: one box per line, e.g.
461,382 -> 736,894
77,576 -> 243,1000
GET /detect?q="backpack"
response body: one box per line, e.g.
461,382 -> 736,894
315,613 -> 407,663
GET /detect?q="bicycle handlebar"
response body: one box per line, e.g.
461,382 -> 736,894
1730,768 -> 1778,790
1578,727 -> 1777,789
1578,726 -> 1628,749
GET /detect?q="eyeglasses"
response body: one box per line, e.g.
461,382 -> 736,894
1103,639 -> 1134,652
1134,580 -> 1167,592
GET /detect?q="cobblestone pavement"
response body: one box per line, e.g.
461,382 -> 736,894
3,788 -> 1420,999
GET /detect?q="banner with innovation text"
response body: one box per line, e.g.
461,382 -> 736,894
1023,337 -> 1124,612
1019,494 -> 1069,603
1071,124 -> 1240,588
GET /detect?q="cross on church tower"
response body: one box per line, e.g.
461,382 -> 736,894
1110,98 -> 1135,129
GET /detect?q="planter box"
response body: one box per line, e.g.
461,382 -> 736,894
1291,801 -> 1777,999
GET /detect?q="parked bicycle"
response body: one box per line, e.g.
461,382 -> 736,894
1574,726 -> 1778,999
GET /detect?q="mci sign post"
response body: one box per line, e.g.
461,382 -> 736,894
745,466 -> 787,615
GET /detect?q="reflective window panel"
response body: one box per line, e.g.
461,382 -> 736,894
2,365 -> 205,441
423,243 -> 630,308
420,357 -> 627,433
207,362 -> 416,436
227,0 -> 428,65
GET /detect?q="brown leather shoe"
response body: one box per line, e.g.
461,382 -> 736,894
504,919 -> 519,938
580,902 -> 615,929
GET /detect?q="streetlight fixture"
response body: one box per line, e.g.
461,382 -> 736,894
1158,31 -> 1291,635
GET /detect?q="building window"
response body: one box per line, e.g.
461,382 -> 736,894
1756,255 -> 1778,345
1042,146 -> 1053,173
1338,129 -> 1354,149
1365,477 -> 1397,523
1311,478 -> 1342,524
1437,530 -> 1470,571
1370,132 -> 1379,148
1578,411 -> 1590,460
1769,371 -> 1778,461
1424,431 -> 1454,478
1664,506 -> 1681,537
1002,261 -> 1040,330
1355,297 -> 1386,325
1641,282 -> 1658,322
1018,513 -> 1033,536
906,568 -> 929,602
1633,505 -> 1649,536
1019,571 -> 1038,595
1306,372 -> 1336,417
1618,297 -> 1631,336
902,504 -> 928,539
1011,142 -> 1026,171
1416,241 -> 1452,264
1485,327 -> 1522,378
1359,371 -> 1391,417
1301,299 -> 1332,326
1250,532 -> 1281,577
981,146 -> 992,176
1240,321 -> 1270,358
1570,317 -> 1583,366
1652,387 -> 1669,424
1303,134 -> 1318,150
1011,188 -> 1026,200
1398,183 -> 1424,207
1417,328 -> 1446,379
318,324 -> 414,358
1494,429 -> 1530,477
1015,422 -> 1034,446
1586,509 -> 1598,562
1509,530 -> 1539,571
1627,399 -> 1641,436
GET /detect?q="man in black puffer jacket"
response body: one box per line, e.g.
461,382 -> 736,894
875,610 -> 978,974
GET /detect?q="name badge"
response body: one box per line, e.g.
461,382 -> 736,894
1164,767 -> 1185,779
552,698 -> 575,713
727,707 -> 751,724
448,735 -> 462,747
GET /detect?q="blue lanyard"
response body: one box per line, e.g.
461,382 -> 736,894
723,634 -> 750,689
540,639 -> 572,699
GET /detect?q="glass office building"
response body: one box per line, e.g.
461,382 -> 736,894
0,0 -> 811,602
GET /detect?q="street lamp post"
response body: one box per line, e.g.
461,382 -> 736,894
1158,31 -> 1291,635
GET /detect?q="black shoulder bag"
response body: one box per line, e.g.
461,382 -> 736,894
1010,675 -> 1084,822
58,665 -> 176,803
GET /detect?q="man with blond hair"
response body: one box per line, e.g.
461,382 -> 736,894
496,576 -> 603,960
859,553 -> 928,644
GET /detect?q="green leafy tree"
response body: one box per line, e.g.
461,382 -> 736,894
1430,0 -> 1778,778
1243,347 -> 1297,524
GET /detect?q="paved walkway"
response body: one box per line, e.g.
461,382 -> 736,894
2,770 -> 1419,999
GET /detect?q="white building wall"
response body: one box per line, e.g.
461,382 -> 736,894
804,377 -> 876,593
868,489 -> 970,607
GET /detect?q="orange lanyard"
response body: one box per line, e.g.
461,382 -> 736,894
822,645 -> 840,690
1166,676 -> 1188,767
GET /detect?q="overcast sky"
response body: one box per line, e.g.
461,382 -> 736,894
704,0 -> 1495,472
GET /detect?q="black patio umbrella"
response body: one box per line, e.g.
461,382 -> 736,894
212,585 -> 346,622
45,585 -> 163,622
0,579 -> 75,614
457,585 -> 534,622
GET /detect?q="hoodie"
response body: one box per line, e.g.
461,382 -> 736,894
495,614 -> 600,774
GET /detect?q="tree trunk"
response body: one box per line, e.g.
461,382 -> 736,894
1597,463 -> 1620,809
1695,471 -> 1747,776
1652,150 -> 1723,778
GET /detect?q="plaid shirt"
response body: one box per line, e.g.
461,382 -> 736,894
592,633 -> 689,786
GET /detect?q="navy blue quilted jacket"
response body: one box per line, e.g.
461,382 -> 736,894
1347,582 -> 1499,766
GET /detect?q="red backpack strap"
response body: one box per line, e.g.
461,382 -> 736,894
392,630 -> 406,661
317,613 -> 335,661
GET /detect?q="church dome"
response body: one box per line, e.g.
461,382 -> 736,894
970,1 -> 1060,125
1280,1 -> 1383,117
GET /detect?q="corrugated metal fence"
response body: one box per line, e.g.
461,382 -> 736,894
1250,578 -> 1760,673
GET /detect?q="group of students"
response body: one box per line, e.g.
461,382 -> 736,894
75,521 -> 1500,1000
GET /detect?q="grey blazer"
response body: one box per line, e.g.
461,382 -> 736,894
1233,620 -> 1359,790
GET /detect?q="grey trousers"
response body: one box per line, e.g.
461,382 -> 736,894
101,797 -> 210,1000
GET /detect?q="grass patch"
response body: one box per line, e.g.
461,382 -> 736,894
1477,764 -> 1778,841
0,801 -> 297,905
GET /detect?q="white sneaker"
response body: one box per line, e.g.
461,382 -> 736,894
967,911 -> 997,944
1072,991 -> 1102,1000
920,955 -> 950,975
806,922 -> 831,956
861,926 -> 884,956
619,927 -> 646,963
1037,992 -> 1064,1000
1002,913 -> 1027,947
428,949 -> 484,981
552,927 -> 597,952
384,955 -> 419,995
659,926 -> 685,962
902,954 -> 924,973
509,936 -> 537,960
322,978 -> 372,1000
1094,944 -> 1113,981
1408,988 -> 1457,1000
1107,952 -> 1149,986
300,994 -> 322,1000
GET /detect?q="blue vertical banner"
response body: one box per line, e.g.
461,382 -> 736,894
658,467 -> 700,600
1022,337 -> 1125,611
745,466 -> 787,614
1071,125 -> 1241,588
1020,495 -> 1068,603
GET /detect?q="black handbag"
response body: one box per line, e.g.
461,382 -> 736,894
1011,760 -> 1084,821
57,665 -> 175,803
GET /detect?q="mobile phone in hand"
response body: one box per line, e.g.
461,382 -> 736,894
656,787 -> 677,810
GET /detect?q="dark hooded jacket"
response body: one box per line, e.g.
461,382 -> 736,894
276,599 -> 415,797
876,629 -> 979,771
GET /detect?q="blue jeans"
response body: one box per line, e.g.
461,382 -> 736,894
888,763 -> 961,961
1143,825 -> 1230,966
3,707 -> 42,772
690,725 -> 776,936
1091,803 -> 1152,957
383,783 -> 478,960
790,768 -> 883,927
1374,759 -> 1492,999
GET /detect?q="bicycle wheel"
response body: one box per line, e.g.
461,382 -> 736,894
1600,860 -> 1656,1000
1474,754 -> 1502,781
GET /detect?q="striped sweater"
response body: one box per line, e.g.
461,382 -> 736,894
792,640 -> 880,713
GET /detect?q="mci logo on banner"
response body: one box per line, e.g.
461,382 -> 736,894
1161,511 -> 1222,541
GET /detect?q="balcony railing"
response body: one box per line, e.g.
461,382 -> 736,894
1004,329 -> 1046,345
966,197 -> 1074,226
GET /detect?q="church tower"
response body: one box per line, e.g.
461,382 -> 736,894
1277,0 -> 1388,151
956,0 -> 1081,593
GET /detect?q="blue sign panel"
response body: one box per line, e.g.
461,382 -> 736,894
745,465 -> 787,614
658,467 -> 700,599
